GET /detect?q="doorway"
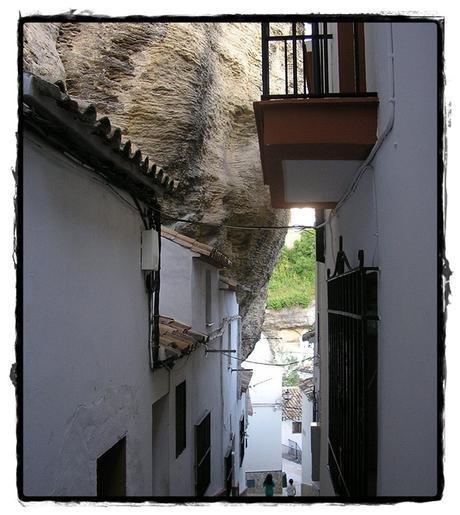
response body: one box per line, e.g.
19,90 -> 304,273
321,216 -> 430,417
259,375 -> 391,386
152,395 -> 170,496
97,436 -> 126,497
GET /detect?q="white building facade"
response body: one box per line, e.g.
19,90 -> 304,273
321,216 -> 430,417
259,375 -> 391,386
243,336 -> 283,495
317,22 -> 439,497
254,20 -> 441,499
21,73 -> 246,499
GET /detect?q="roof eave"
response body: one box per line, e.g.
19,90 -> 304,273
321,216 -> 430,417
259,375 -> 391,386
23,72 -> 179,206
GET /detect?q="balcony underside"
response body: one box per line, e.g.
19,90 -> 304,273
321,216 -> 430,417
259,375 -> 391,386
254,96 -> 379,208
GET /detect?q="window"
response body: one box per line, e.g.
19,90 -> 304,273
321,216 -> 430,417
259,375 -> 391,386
97,437 -> 126,497
239,417 -> 245,466
195,412 -> 211,496
246,479 -> 256,488
175,381 -> 186,458
205,270 -> 213,327
292,421 -> 302,434
224,450 -> 233,496
312,386 -> 319,423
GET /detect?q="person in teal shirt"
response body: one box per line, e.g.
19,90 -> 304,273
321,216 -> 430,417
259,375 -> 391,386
263,474 -> 275,497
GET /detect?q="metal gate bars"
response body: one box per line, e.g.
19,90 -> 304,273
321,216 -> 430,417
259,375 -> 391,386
327,236 -> 379,497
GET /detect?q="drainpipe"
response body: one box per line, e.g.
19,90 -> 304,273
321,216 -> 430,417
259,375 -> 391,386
152,207 -> 161,367
316,23 -> 396,225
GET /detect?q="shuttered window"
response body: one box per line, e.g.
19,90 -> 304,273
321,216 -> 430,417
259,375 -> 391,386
195,412 -> 211,496
292,421 -> 302,434
239,417 -> 245,466
175,381 -> 186,458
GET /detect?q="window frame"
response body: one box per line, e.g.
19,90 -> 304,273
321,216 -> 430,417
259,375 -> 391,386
175,381 -> 187,458
195,412 -> 211,496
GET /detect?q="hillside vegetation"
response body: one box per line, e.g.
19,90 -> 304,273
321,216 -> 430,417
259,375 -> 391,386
266,229 -> 316,310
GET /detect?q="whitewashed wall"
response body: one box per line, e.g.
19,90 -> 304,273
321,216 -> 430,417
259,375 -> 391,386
159,248 -> 244,496
281,420 -> 302,449
243,337 -> 283,473
23,134 -> 159,496
23,133 -> 244,498
219,289 -> 247,493
318,22 -> 438,496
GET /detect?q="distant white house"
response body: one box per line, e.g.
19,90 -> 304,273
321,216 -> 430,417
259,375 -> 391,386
281,386 -> 303,460
242,336 -> 283,495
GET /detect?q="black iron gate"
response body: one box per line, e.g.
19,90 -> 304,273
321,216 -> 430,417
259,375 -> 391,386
327,237 -> 379,497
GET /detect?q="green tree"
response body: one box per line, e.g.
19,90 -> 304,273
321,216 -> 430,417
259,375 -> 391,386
280,353 -> 301,386
267,229 -> 315,310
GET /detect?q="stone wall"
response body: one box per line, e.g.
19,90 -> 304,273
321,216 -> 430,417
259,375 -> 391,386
245,469 -> 283,496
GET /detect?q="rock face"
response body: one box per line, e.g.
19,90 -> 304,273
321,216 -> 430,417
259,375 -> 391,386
263,302 -> 315,358
22,22 -> 289,358
264,304 -> 316,332
23,23 -> 66,83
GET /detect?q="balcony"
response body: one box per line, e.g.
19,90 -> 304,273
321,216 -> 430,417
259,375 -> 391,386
254,22 -> 379,209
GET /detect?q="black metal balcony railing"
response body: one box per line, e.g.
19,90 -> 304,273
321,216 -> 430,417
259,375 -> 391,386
261,21 -> 370,100
282,440 -> 302,464
327,237 -> 379,497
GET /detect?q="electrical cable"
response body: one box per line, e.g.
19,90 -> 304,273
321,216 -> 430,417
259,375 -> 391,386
103,182 -> 140,214
57,142 -> 317,233
218,350 -> 313,367
159,211 -> 317,231
334,25 -> 395,215
129,196 -> 317,231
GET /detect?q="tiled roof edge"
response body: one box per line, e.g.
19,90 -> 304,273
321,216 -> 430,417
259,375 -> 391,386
23,72 -> 180,197
161,225 -> 232,269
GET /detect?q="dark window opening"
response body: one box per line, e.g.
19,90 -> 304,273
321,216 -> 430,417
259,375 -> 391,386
239,417 -> 245,466
315,208 -> 326,263
225,450 -> 233,496
175,381 -> 186,458
195,412 -> 211,496
292,421 -> 302,434
97,437 -> 126,498
312,386 -> 319,423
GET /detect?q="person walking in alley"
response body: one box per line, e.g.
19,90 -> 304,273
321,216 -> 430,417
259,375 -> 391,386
286,478 -> 296,497
263,474 -> 275,497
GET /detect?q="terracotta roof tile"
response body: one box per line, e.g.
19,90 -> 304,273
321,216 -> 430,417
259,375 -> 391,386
239,369 -> 253,394
281,386 -> 302,421
299,377 -> 315,397
23,72 -> 179,202
161,225 -> 232,269
159,316 -> 208,360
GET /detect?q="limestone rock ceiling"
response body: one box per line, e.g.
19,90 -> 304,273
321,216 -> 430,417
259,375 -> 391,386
23,21 -> 289,358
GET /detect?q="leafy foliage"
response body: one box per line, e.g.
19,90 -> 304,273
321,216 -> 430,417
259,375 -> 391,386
280,353 -> 301,386
267,229 -> 315,310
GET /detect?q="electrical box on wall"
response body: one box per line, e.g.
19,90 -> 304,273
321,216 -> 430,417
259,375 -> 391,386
141,229 -> 159,271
